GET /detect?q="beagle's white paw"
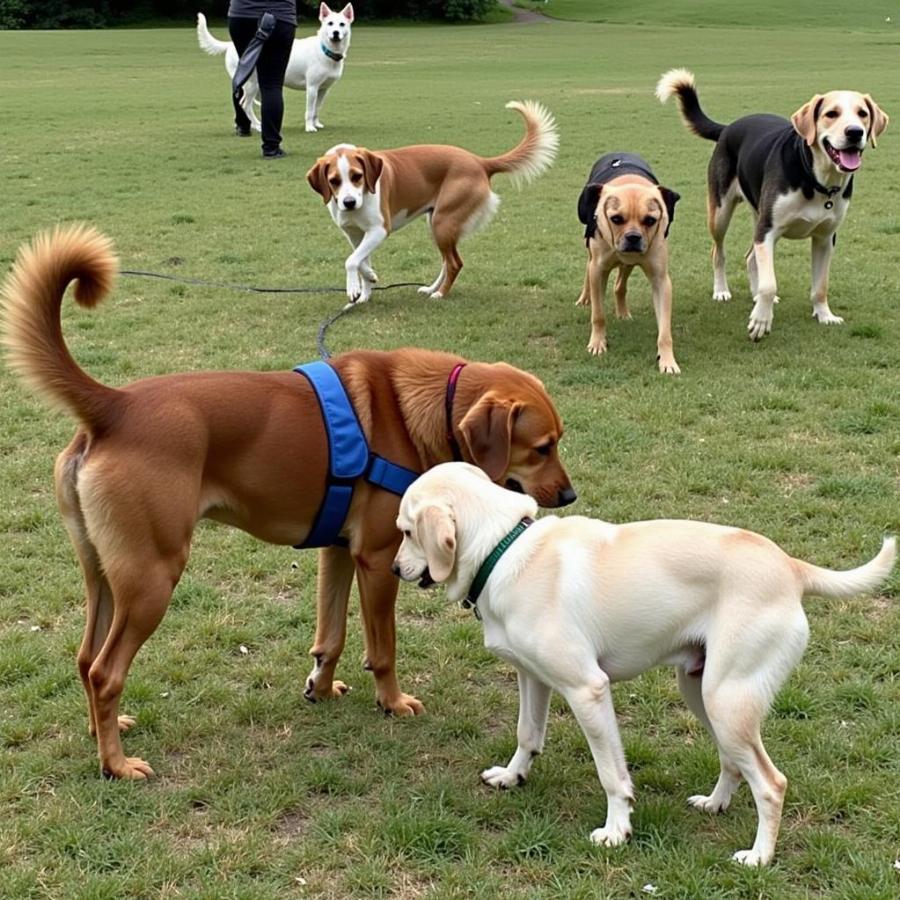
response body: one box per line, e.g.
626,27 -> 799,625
480,765 -> 525,789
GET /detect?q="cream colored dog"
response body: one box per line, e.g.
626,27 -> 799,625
393,462 -> 896,866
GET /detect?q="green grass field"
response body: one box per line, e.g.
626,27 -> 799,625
2,7 -> 899,899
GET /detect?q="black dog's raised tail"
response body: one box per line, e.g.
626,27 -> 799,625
656,68 -> 725,142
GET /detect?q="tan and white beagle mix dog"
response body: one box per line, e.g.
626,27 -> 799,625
658,69 -> 888,340
394,462 -> 896,866
306,101 -> 558,305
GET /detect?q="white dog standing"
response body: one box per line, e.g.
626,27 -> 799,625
393,462 -> 896,866
197,3 -> 353,134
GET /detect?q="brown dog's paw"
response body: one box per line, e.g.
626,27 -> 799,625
304,679 -> 351,702
101,756 -> 155,780
377,692 -> 425,717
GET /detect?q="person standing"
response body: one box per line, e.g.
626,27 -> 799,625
228,1 -> 297,158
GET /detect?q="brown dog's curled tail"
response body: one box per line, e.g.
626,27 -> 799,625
1,224 -> 122,430
795,537 -> 896,599
481,100 -> 559,188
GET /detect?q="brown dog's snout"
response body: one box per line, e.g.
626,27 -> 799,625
557,486 -> 577,507
622,231 -> 643,250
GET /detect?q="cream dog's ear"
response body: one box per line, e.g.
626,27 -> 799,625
863,95 -> 889,148
306,158 -> 332,204
417,505 -> 456,583
791,95 -> 824,147
459,393 -> 521,483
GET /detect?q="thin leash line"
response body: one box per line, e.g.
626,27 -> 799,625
118,268 -> 422,362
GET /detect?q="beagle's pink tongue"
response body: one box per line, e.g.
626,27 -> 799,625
838,148 -> 861,171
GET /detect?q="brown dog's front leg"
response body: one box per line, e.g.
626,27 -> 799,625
356,550 -> 424,717
306,546 -> 355,702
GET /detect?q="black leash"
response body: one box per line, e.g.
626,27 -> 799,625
118,269 -> 423,360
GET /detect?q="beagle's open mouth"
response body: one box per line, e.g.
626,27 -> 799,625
824,139 -> 863,173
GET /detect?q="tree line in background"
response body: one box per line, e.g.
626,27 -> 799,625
0,0 -> 496,29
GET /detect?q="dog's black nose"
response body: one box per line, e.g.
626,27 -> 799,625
557,486 -> 577,507
844,125 -> 864,143
343,197 -> 357,209
391,562 -> 400,576
624,231 -> 642,247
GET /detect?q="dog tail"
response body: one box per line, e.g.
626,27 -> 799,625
795,537 -> 896,600
481,100 -> 559,188
196,12 -> 231,56
656,68 -> 725,142
1,225 -> 123,431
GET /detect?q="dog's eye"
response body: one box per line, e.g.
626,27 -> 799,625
403,530 -> 411,538
328,177 -> 341,187
858,108 -> 868,118
535,444 -> 552,457
350,172 -> 362,183
643,216 -> 657,227
823,110 -> 839,120
610,214 -> 625,225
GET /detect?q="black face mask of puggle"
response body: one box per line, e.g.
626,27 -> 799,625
232,12 -> 276,98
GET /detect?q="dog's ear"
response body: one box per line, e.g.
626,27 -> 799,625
577,183 -> 603,227
417,504 -> 456,583
341,3 -> 354,22
459,393 -> 521,483
319,3 -> 332,21
357,149 -> 383,194
306,159 -> 332,205
791,95 -> 824,147
863,94 -> 889,148
657,186 -> 681,237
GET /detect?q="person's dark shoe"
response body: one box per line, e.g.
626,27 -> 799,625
235,126 -> 252,137
263,147 -> 287,159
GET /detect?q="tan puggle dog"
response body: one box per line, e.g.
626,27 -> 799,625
576,153 -> 681,374
394,463 -> 896,866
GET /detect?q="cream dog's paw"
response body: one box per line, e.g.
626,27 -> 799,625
480,765 -> 525,789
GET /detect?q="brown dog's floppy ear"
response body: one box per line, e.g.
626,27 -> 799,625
418,505 -> 456,583
863,95 -> 889,148
657,186 -> 681,237
577,183 -> 603,240
357,149 -> 383,194
306,159 -> 332,205
792,95 -> 824,147
459,393 -> 520,483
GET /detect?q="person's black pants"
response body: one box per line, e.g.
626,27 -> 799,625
228,16 -> 295,153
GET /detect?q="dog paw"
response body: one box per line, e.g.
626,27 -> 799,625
102,756 -> 155,780
587,336 -> 608,355
345,271 -> 363,302
314,120 -> 324,129
118,715 -> 137,732
480,765 -> 526,789
732,848 -> 766,867
812,308 -> 844,325
589,823 -> 631,848
747,302 -> 774,341
658,357 -> 681,375
304,677 -> 351,702
362,269 -> 378,284
377,692 -> 425,717
575,293 -> 589,307
712,289 -> 732,302
688,793 -> 730,814
615,309 -> 632,320
429,291 -> 444,300
416,285 -> 433,295
305,124 -> 318,133
252,124 -> 262,134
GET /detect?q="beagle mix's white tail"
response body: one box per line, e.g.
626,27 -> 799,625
196,12 -> 232,56
482,100 -> 559,188
795,536 -> 896,599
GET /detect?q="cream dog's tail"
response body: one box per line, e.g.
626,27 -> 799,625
1,225 -> 123,431
795,537 -> 896,599
196,12 -> 232,56
481,100 -> 559,188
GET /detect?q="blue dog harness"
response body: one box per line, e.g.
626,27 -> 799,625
293,360 -> 420,549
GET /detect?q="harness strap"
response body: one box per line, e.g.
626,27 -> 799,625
446,363 -> 466,462
293,361 -> 419,549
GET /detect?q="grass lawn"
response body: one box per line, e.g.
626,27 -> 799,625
1,7 -> 899,899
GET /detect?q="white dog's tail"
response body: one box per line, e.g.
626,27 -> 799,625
796,537 -> 896,599
481,100 -> 559,188
196,12 -> 231,56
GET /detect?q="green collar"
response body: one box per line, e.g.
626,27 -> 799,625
461,517 -> 534,619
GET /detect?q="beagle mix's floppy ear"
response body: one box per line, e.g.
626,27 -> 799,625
863,94 -> 889,148
355,149 -> 384,194
459,393 -> 521,483
657,186 -> 681,237
306,158 -> 332,205
341,3 -> 354,22
577,183 -> 603,238
791,95 -> 824,147
417,504 -> 456,583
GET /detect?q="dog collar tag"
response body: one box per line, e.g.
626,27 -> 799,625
824,200 -> 834,210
